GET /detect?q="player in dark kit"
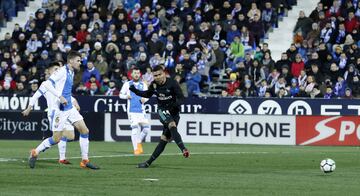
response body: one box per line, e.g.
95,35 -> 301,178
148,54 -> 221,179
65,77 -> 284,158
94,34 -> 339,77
129,65 -> 190,168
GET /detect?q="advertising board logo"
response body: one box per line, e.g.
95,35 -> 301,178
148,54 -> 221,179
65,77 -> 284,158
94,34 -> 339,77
300,116 -> 339,145
257,100 -> 282,115
296,116 -> 360,146
287,100 -> 312,115
228,100 -> 252,114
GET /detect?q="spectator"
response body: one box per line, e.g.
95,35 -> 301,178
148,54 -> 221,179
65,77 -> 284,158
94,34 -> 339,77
142,67 -> 154,85
226,73 -> 240,96
309,2 -> 324,22
82,61 -> 101,83
89,81 -> 102,96
273,75 -> 287,95
301,75 -> 316,97
261,51 -> 275,76
343,87 -> 353,99
305,23 -> 320,48
334,75 -> 347,97
221,89 -> 229,97
248,60 -> 266,86
25,33 -> 42,54
241,79 -> 256,97
344,11 -> 359,34
85,75 -> 101,89
229,36 -> 245,64
291,54 -> 305,78
226,24 -> 241,44
257,79 -> 268,97
275,53 -> 291,72
94,54 -> 108,76
36,50 -> 51,70
289,78 -> 300,97
75,82 -> 89,95
324,85 -> 335,99
0,72 -> 16,90
247,2 -> 261,21
310,64 -> 324,85
262,2 -> 277,32
277,87 -> 288,98
348,75 -> 360,97
293,10 -> 313,37
28,79 -> 39,96
249,14 -> 264,46
109,52 -> 126,79
186,65 -> 201,96
76,23 -> 89,44
14,81 -> 27,95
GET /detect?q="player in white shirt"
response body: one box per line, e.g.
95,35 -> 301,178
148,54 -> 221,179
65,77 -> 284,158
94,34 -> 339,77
22,62 -> 80,164
119,67 -> 150,155
26,51 -> 99,169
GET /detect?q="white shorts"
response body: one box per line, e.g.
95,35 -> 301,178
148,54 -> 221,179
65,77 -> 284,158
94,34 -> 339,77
52,107 -> 83,132
48,115 -> 74,131
128,112 -> 149,126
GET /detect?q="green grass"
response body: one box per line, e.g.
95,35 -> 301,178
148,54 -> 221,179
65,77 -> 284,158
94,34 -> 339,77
0,140 -> 359,196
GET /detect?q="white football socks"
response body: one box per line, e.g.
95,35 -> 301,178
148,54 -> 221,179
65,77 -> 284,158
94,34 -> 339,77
35,137 -> 57,154
140,125 -> 150,142
131,125 -> 140,150
58,137 -> 67,160
79,134 -> 89,160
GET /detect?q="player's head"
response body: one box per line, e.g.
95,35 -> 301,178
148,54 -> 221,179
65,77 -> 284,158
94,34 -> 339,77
152,65 -> 166,84
48,62 -> 61,75
131,67 -> 141,82
67,50 -> 81,70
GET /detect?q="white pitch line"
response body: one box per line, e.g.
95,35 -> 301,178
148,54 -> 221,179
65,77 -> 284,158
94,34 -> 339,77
143,178 -> 159,181
0,151 -> 269,162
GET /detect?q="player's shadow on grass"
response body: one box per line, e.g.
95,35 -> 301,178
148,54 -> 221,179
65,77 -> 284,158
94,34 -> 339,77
97,150 -> 133,154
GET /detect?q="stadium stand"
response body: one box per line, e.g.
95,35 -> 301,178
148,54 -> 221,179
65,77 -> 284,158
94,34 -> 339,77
1,0 -> 359,99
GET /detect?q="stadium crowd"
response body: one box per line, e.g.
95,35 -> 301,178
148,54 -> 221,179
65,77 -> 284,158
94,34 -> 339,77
1,0 -> 360,99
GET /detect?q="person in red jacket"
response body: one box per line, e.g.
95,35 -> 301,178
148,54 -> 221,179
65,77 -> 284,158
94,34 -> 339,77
0,72 -> 16,90
227,73 -> 240,95
345,11 -> 359,33
76,23 -> 89,44
85,75 -> 101,89
291,54 -> 305,78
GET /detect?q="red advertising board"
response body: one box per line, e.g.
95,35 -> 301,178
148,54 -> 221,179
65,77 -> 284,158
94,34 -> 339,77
296,116 -> 360,146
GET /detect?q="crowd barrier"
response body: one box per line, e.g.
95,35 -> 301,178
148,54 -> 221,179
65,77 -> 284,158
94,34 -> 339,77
1,110 -> 359,146
1,95 -> 360,115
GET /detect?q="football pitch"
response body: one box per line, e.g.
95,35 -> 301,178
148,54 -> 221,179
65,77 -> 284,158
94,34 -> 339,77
0,140 -> 359,196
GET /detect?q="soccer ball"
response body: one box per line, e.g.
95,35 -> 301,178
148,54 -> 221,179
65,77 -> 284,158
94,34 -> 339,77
320,158 -> 336,173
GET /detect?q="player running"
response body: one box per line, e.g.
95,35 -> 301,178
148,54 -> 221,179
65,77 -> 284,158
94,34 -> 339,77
26,51 -> 99,169
129,65 -> 189,168
119,67 -> 150,155
22,62 -> 78,164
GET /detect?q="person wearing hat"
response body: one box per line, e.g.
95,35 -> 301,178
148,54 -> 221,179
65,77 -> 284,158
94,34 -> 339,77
90,41 -> 104,61
36,50 -> 51,69
289,78 -> 300,97
226,73 -> 240,96
29,79 -> 39,96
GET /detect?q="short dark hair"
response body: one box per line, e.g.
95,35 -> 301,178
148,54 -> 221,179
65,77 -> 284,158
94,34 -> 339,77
132,67 -> 140,72
48,61 -> 61,69
67,50 -> 81,62
152,65 -> 164,72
